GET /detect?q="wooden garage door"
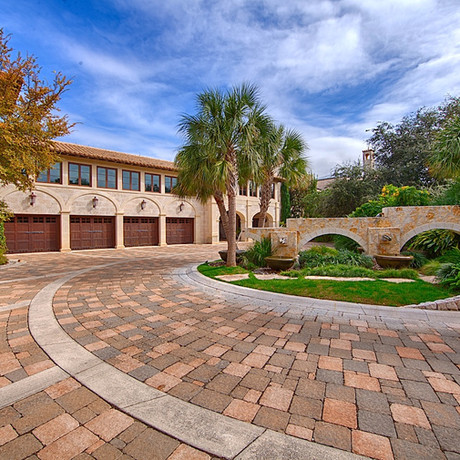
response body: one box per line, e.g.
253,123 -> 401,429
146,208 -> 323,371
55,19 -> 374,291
4,215 -> 60,253
166,218 -> 194,244
70,216 -> 115,250
124,217 -> 159,247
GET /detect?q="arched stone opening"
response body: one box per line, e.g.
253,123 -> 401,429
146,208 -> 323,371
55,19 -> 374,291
299,230 -> 366,253
400,223 -> 460,250
401,225 -> 460,257
252,212 -> 273,228
219,214 -> 242,241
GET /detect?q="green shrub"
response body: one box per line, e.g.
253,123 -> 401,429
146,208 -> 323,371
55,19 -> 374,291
350,184 -> 431,218
0,221 -> 6,265
333,235 -> 360,251
420,260 -> 442,276
300,264 -> 374,278
350,201 -> 383,218
284,264 -> 418,280
437,262 -> 460,291
437,248 -> 460,264
298,246 -> 338,268
298,246 -> 372,269
401,251 -> 428,269
409,229 -> 460,258
242,237 -> 272,268
336,249 -> 373,268
0,201 -> 12,265
311,235 -> 334,243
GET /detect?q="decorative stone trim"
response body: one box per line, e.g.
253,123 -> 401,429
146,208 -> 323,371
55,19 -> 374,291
402,295 -> 460,311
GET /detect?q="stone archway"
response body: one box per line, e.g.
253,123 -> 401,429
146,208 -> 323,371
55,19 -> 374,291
244,205 -> 460,257
219,214 -> 242,241
252,212 -> 274,228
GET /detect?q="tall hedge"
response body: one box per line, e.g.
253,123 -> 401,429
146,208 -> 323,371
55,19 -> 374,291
280,182 -> 291,225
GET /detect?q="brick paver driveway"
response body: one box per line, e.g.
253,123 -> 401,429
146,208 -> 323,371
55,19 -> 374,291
1,245 -> 459,460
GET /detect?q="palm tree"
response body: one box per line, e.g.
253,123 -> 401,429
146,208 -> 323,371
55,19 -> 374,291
255,124 -> 308,227
175,84 -> 269,266
429,115 -> 460,179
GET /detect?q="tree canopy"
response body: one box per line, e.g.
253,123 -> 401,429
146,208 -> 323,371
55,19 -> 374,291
314,162 -> 383,217
367,96 -> 460,188
175,83 -> 270,266
255,123 -> 308,226
429,115 -> 460,180
0,29 -> 73,191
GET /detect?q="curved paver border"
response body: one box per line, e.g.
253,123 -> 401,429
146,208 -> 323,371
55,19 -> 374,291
185,264 -> 460,326
28,260 -> 364,460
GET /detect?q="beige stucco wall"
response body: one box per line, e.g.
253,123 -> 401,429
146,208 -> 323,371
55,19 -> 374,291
0,154 -> 281,250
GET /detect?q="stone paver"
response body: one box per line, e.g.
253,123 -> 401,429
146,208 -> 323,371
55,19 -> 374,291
0,245 -> 459,459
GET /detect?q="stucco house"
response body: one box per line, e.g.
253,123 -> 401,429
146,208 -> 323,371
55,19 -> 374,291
0,141 -> 280,253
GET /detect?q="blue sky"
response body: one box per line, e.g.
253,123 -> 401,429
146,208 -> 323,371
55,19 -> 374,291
3,0 -> 460,177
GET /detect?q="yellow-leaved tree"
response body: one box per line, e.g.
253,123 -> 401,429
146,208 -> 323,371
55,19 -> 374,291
0,28 -> 73,191
0,29 -> 73,262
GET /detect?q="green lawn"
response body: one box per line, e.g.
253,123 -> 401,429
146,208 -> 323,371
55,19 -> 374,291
198,263 -> 454,307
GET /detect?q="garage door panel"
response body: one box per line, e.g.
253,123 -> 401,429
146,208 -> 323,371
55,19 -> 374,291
166,218 -> 194,244
124,217 -> 159,247
4,215 -> 60,253
70,216 -> 114,250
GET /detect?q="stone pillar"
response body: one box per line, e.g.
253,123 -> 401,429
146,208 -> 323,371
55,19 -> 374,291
62,161 -> 69,185
60,211 -> 71,252
211,201 -> 220,244
367,227 -> 401,256
195,214 -> 201,244
115,212 -> 125,249
159,214 -> 167,246
270,230 -> 298,258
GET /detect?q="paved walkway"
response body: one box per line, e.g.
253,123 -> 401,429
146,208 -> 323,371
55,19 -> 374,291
0,245 -> 459,460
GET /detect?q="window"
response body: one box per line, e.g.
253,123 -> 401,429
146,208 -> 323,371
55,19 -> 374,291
122,170 -> 140,191
239,183 -> 248,196
145,173 -> 160,192
165,176 -> 178,193
37,163 -> 62,184
271,183 -> 276,199
249,181 -> 257,197
97,167 -> 117,189
69,163 -> 91,186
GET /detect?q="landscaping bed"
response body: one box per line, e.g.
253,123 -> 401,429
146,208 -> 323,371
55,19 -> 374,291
198,263 -> 453,307
200,243 -> 458,307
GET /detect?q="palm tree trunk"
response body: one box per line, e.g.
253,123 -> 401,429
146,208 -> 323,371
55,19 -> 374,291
226,148 -> 238,266
214,191 -> 230,241
258,181 -> 272,227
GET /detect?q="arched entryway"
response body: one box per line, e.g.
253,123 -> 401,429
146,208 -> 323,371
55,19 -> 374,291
219,214 -> 241,241
252,212 -> 273,228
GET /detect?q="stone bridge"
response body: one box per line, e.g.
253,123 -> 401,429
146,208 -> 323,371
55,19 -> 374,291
244,205 -> 460,257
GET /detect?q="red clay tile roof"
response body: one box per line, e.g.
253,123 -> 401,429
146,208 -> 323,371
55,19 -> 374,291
52,141 -> 177,172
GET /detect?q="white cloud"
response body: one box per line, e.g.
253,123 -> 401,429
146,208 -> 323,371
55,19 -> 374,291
308,136 -> 367,178
6,0 -> 459,178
